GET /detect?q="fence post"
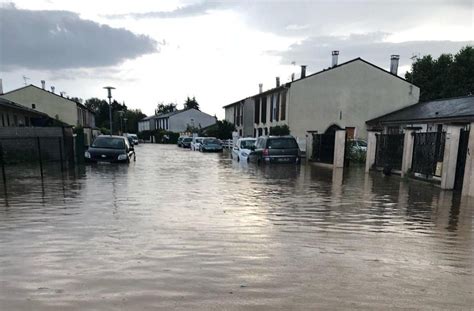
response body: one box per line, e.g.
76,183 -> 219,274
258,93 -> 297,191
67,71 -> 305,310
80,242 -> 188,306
365,131 -> 378,173
333,130 -> 346,168
401,128 -> 416,177
462,123 -> 474,197
0,142 -> 6,188
58,137 -> 64,172
37,137 -> 44,178
441,125 -> 463,190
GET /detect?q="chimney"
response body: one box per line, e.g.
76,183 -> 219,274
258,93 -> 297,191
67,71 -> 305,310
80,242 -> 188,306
300,65 -> 307,79
0,79 -> 3,95
60,92 -> 64,97
50,86 -> 55,93
291,73 -> 295,81
332,50 -> 339,67
259,83 -> 263,93
276,77 -> 280,88
41,80 -> 45,89
390,55 -> 400,75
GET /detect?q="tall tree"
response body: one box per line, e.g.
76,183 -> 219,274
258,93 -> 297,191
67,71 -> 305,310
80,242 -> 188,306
405,46 -> 474,101
184,96 -> 200,110
155,102 -> 177,115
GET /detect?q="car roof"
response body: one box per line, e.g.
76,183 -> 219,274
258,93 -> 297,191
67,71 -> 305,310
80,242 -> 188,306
97,135 -> 126,139
238,137 -> 256,141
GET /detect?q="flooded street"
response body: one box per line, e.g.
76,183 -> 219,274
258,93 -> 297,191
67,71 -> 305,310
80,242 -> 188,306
0,144 -> 472,310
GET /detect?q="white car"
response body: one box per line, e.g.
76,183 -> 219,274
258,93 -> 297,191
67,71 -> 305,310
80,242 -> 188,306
191,137 -> 204,151
232,137 -> 256,162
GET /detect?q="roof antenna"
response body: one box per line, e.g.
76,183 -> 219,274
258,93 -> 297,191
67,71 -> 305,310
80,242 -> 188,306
22,75 -> 30,85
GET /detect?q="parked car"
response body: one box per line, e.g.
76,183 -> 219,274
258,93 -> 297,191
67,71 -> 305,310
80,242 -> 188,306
125,133 -> 139,145
248,135 -> 301,164
349,139 -> 367,152
177,136 -> 187,147
200,138 -> 223,152
191,137 -> 204,151
232,137 -> 256,162
181,137 -> 193,148
85,135 -> 135,163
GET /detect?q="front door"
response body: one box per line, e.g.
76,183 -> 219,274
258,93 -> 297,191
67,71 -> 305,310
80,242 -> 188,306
454,129 -> 470,191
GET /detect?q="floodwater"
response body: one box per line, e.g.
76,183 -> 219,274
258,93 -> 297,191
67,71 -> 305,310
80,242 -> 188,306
0,144 -> 472,310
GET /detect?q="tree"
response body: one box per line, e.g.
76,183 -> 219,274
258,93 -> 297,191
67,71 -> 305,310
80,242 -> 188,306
184,96 -> 200,110
155,102 -> 177,115
204,120 -> 235,139
405,46 -> 474,101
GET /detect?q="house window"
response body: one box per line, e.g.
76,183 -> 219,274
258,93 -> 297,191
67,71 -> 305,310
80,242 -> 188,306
270,95 -> 273,122
254,128 -> 256,137
280,91 -> 286,121
32,104 -> 36,109
239,129 -> 242,136
13,115 -> 18,126
258,128 -> 263,137
6,114 -> 10,126
264,127 -> 268,135
165,118 -> 168,130
261,97 -> 267,123
254,98 -> 260,124
275,93 -> 280,122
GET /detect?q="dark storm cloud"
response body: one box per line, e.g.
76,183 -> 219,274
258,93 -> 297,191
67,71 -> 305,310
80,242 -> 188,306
274,32 -> 473,71
0,7 -> 158,71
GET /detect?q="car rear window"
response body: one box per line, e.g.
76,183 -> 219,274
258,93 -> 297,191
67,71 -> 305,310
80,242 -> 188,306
267,138 -> 298,149
92,137 -> 125,149
183,138 -> 192,142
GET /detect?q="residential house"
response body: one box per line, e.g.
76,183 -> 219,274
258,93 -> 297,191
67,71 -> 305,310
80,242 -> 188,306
139,108 -> 216,133
224,54 -> 420,150
0,84 -> 97,145
138,115 -> 156,132
366,95 -> 474,133
0,97 -> 53,127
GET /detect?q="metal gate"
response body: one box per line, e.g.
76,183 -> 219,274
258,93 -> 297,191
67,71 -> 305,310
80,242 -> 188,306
375,134 -> 404,170
454,129 -> 470,190
412,132 -> 446,176
312,133 -> 335,164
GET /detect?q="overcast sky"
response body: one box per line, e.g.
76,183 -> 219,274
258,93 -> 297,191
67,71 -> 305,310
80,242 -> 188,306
1,0 -> 473,117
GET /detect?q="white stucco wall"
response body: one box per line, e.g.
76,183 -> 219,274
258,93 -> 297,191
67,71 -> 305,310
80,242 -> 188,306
168,109 -> 216,133
288,60 -> 420,142
1,85 -> 79,126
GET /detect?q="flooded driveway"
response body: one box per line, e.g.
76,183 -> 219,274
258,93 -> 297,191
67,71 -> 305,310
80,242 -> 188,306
0,144 -> 472,310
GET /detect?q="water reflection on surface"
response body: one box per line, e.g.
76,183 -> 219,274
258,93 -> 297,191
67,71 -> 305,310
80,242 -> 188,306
0,144 -> 472,310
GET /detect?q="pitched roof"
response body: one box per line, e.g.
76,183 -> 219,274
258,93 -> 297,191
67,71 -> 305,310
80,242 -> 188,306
1,84 -> 95,114
0,97 -> 49,117
139,108 -> 208,122
223,57 -> 417,108
366,95 -> 474,125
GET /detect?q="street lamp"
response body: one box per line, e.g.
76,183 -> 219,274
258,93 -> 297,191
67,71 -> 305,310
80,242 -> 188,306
103,86 -> 115,135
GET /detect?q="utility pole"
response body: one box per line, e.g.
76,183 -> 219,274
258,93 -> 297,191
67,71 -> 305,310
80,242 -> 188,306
103,86 -> 115,135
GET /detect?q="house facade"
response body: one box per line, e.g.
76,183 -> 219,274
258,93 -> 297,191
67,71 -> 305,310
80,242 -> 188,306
139,108 -> 216,133
0,97 -> 51,127
224,56 -> 420,150
0,84 -> 97,145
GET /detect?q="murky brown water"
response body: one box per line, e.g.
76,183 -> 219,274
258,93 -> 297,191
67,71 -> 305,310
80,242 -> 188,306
0,144 -> 472,310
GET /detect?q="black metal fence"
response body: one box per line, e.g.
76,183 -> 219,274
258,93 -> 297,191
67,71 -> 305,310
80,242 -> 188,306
312,133 -> 335,164
412,132 -> 446,176
375,134 -> 404,170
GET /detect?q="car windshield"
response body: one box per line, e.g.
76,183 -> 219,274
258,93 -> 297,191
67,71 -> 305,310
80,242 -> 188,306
130,134 -> 138,139
204,139 -> 220,145
268,138 -> 298,149
183,138 -> 192,142
92,137 -> 125,149
240,140 -> 256,149
196,138 -> 203,143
